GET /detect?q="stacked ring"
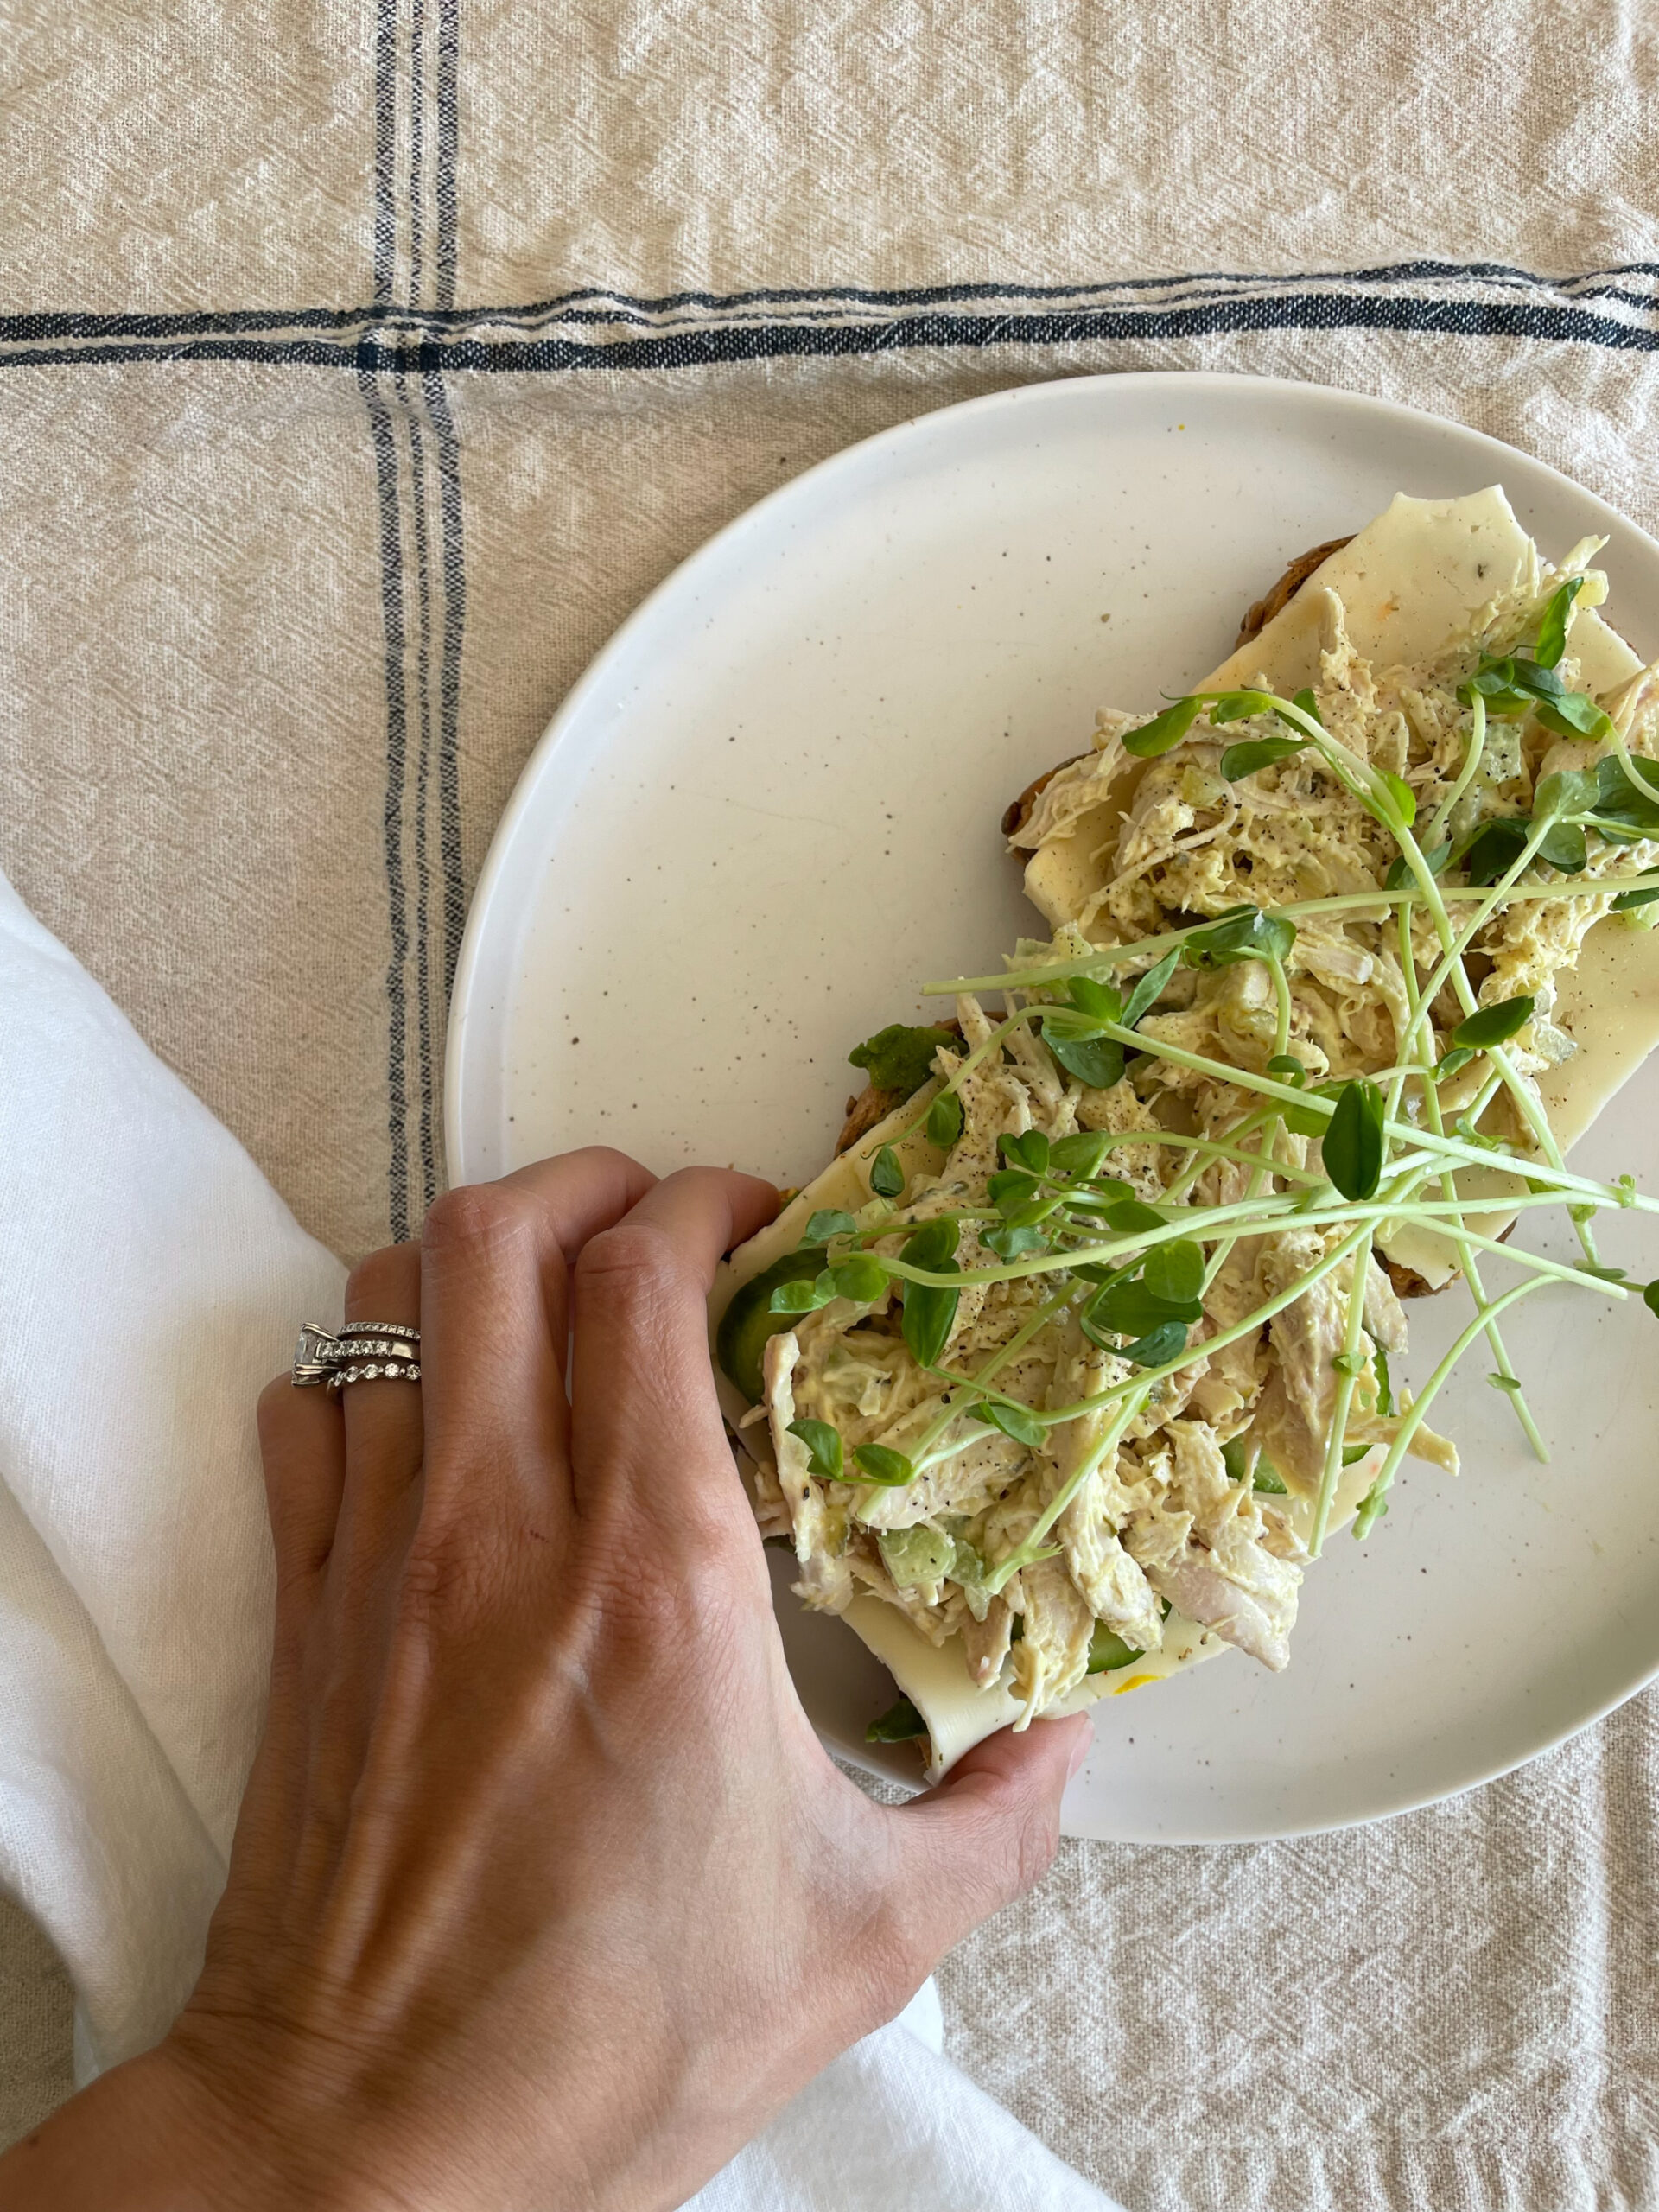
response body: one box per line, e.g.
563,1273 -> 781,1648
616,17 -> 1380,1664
292,1322 -> 423,1389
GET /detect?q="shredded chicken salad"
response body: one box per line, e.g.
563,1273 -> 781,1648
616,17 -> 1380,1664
720,561 -> 1659,1734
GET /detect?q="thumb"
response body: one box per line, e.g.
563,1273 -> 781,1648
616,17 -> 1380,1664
889,1712 -> 1091,1965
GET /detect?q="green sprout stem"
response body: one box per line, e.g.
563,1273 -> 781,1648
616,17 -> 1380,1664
1355,1276 -> 1550,1536
1426,690 -> 1487,844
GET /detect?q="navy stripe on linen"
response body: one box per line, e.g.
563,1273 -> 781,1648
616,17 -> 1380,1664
357,365 -> 415,1246
5,259 -> 1659,348
3,270 -> 1658,376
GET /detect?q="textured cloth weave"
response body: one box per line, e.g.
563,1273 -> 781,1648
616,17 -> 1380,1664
3,3 -> 1659,2204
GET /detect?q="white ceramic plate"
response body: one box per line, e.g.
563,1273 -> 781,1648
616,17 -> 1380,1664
447,372 -> 1659,1841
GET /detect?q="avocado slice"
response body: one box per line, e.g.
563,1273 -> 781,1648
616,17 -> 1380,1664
715,1245 -> 829,1405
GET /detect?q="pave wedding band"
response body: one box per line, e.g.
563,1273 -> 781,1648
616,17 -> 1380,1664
292,1321 -> 423,1389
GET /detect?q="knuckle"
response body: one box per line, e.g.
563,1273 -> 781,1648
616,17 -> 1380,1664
345,1241 -> 416,1312
575,1218 -> 690,1302
421,1180 -> 531,1258
1001,1781 -> 1063,1897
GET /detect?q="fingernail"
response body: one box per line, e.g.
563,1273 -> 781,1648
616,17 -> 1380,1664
1066,1719 -> 1095,1781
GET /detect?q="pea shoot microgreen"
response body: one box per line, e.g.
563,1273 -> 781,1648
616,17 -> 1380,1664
869,1145 -> 906,1199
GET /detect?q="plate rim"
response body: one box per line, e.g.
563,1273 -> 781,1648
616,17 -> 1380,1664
446,367 -> 1659,1840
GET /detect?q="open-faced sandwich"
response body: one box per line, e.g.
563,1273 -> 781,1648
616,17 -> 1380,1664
709,489 -> 1659,1779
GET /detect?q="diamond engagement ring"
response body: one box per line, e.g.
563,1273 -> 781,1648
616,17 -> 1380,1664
292,1322 -> 422,1389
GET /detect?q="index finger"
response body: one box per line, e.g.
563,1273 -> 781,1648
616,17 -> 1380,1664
568,1166 -> 778,1530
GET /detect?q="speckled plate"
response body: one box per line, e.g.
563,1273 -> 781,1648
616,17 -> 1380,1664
447,372 -> 1659,1841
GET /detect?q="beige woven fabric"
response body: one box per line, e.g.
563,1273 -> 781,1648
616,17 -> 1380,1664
4,3 -> 1659,2202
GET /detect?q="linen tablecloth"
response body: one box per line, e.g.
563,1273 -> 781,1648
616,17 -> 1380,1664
3,3 -> 1658,2202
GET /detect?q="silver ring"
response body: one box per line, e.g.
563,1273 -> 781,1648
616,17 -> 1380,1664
293,1322 -> 422,1389
327,1358 -> 422,1391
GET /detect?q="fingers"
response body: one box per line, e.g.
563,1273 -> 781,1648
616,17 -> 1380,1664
496,1147 -> 659,1261
257,1373 -> 347,1600
887,1713 -> 1090,1964
568,1167 -> 779,1529
339,1245 -> 425,1498
416,1148 -> 661,1524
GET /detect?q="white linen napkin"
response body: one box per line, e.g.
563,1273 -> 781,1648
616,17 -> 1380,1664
0,868 -> 1118,2209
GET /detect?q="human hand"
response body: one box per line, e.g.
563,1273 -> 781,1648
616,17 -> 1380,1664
1,1149 -> 1089,2212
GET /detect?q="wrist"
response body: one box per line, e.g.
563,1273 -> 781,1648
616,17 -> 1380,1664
0,2040 -> 373,2212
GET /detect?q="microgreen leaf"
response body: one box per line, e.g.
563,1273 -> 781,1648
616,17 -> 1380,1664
1142,1238 -> 1205,1306
999,1131 -> 1050,1174
1385,841 -> 1452,889
1065,1176 -> 1137,1214
1435,1046 -> 1475,1082
1042,1024 -> 1128,1090
866,1694 -> 926,1743
1537,819 -> 1588,873
1592,757 -> 1659,832
869,1145 -> 906,1199
1253,1464 -> 1289,1494
1266,1053 -> 1308,1084
1613,883 -> 1659,912
969,1399 -> 1048,1448
985,1223 -> 1050,1261
1451,995 -> 1535,1051
1122,946 -> 1184,1029
1123,696 -> 1205,756
1281,1078 -> 1344,1138
769,1276 -> 835,1314
1458,817 -> 1531,887
925,1089 -> 965,1148
805,1209 -> 858,1243
1066,976 -> 1124,1022
1461,657 -> 1540,716
1488,1373 -> 1523,1394
850,1443 -> 914,1486
1103,1198 -> 1170,1233
1117,1319 -> 1192,1368
1220,734 -> 1308,780
829,1255 -> 891,1303
988,1169 -> 1041,1211
1322,1077 -> 1385,1200
1000,1193 -> 1064,1229
1373,1344 -> 1394,1418
1182,905 -> 1297,967
1208,689 -> 1278,725
1534,576 -> 1583,669
1289,688 -> 1323,726
1380,771 -> 1416,825
1087,1277 -> 1204,1334
1535,766 -> 1601,820
1050,1130 -> 1112,1179
1342,1445 -> 1374,1465
899,1219 -> 960,1368
848,1023 -> 957,1096
1331,1352 -> 1367,1377
1645,1281 -> 1659,1319
1534,691 -> 1615,741
1507,657 -> 1568,701
787,1418 -> 844,1482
